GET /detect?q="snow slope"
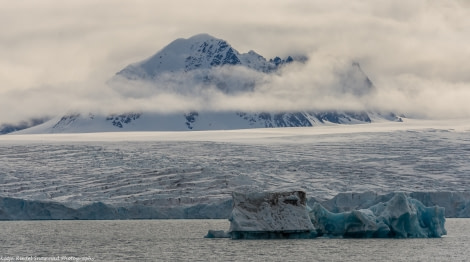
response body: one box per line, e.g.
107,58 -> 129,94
18,111 -> 399,134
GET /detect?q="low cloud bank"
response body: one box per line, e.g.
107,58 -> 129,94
1,53 -> 470,125
1,1 -> 469,124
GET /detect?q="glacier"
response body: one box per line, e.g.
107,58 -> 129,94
0,121 -> 469,221
206,191 -> 446,239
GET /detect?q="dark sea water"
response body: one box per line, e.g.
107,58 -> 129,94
0,219 -> 468,262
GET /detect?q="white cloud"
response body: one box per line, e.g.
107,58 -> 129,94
1,0 -> 469,124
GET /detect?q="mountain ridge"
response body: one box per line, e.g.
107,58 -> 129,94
116,33 -> 299,80
8,33 -> 401,134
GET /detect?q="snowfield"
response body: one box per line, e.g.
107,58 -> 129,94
0,119 -> 469,219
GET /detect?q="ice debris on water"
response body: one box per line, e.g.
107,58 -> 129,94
205,191 -> 446,239
205,230 -> 231,238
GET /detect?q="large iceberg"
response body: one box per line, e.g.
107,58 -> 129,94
206,191 -> 446,239
228,191 -> 317,239
310,193 -> 446,238
309,191 -> 470,218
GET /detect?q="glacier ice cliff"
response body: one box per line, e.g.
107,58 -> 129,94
0,191 -> 467,221
206,191 -> 447,239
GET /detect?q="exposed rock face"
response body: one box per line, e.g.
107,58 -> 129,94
116,33 -> 296,80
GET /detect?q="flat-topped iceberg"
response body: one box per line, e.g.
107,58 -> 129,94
228,191 -> 317,239
206,191 -> 446,239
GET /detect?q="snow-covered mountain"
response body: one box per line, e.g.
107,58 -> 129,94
117,33 -> 296,80
0,117 -> 49,134
14,34 -> 401,134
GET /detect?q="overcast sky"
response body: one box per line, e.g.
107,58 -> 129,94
1,0 -> 470,123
